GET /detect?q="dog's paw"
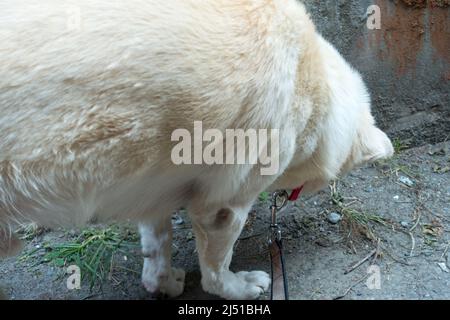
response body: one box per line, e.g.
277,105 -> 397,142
143,267 -> 185,298
202,270 -> 270,300
236,271 -> 271,290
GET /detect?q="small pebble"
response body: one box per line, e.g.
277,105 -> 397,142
328,212 -> 342,224
437,263 -> 449,273
172,214 -> 184,226
393,195 -> 400,200
398,176 -> 414,187
401,221 -> 409,228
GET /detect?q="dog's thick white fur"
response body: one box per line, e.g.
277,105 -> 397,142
0,0 -> 393,299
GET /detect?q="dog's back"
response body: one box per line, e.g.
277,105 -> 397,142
0,0 -> 312,251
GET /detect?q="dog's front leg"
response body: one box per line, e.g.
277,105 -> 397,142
189,204 -> 270,300
139,214 -> 185,298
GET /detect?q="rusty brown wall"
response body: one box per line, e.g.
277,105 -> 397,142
303,0 -> 449,146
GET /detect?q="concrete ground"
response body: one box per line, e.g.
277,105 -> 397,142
0,141 -> 449,300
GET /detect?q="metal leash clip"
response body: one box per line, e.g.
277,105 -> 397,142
268,190 -> 290,300
268,190 -> 289,245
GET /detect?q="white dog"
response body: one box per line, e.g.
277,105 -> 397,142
0,0 -> 393,299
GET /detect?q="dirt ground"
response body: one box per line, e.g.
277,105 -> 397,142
1,141 -> 449,300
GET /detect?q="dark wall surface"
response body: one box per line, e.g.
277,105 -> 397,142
302,0 -> 449,146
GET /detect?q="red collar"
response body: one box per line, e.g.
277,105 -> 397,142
288,185 -> 304,201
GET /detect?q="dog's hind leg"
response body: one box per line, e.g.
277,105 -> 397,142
139,213 -> 185,298
188,203 -> 271,300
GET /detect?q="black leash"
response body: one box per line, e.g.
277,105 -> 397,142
268,191 -> 290,300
